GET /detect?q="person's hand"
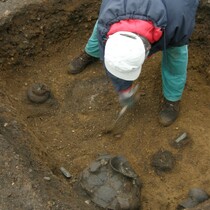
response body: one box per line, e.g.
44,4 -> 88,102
118,84 -> 139,108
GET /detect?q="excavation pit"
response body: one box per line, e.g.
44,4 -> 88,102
0,1 -> 210,209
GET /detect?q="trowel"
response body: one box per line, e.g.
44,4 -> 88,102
106,84 -> 140,133
111,105 -> 128,130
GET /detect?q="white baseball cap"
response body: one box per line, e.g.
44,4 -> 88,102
104,31 -> 146,81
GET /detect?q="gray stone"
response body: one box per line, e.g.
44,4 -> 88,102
78,155 -> 141,210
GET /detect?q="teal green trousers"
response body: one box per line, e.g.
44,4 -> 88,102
85,22 -> 188,102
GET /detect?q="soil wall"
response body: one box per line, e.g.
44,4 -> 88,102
0,0 -> 100,70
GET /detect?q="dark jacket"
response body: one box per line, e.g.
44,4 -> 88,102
97,0 -> 199,59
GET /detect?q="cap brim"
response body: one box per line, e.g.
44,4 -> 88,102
105,60 -> 142,81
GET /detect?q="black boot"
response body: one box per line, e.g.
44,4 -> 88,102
68,51 -> 98,74
159,98 -> 180,126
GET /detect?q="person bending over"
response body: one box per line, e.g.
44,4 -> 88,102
68,0 -> 199,126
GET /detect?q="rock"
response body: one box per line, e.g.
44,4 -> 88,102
151,150 -> 175,173
27,83 -> 51,104
189,199 -> 210,210
177,188 -> 209,209
60,167 -> 72,179
189,188 -> 209,203
77,154 -> 141,210
44,177 -> 51,181
170,132 -> 191,149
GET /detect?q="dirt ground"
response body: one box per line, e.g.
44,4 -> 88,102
0,1 -> 210,210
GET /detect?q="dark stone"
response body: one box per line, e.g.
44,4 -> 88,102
151,150 -> 175,172
78,155 -> 141,210
27,83 -> 51,104
177,188 -> 209,209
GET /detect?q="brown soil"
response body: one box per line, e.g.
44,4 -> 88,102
0,1 -> 210,210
